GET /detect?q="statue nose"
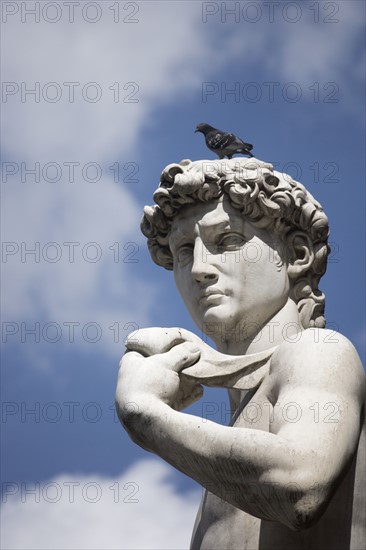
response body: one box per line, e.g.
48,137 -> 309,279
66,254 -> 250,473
191,241 -> 219,284
194,271 -> 217,284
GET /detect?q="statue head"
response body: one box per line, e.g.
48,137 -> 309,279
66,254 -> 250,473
141,158 -> 330,330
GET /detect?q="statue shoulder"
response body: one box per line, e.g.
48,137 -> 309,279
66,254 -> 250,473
269,328 -> 365,400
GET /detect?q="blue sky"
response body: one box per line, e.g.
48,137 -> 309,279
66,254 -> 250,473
1,1 -> 365,548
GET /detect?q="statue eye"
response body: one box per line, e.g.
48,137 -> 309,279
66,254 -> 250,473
175,245 -> 193,265
218,234 -> 246,251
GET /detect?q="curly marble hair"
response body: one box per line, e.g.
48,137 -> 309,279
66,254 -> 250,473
141,158 -> 330,329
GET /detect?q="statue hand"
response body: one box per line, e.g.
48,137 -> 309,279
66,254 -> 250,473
124,328 -> 205,408
125,326 -> 223,362
116,341 -> 203,429
124,327 -> 276,391
124,327 -> 201,356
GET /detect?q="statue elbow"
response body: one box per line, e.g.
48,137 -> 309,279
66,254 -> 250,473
288,488 -> 330,531
289,506 -> 323,531
275,478 -> 331,531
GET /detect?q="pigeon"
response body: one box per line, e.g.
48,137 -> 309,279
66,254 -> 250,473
195,123 -> 254,159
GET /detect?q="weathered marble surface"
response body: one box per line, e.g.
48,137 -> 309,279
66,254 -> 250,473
116,158 -> 365,549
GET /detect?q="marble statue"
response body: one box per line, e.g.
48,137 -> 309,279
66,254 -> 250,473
116,158 -> 365,550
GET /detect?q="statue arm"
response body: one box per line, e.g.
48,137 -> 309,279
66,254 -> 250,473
117,330 -> 365,531
262,329 -> 365,527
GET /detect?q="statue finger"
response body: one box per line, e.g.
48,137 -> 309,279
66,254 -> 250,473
155,342 -> 201,373
125,327 -> 185,356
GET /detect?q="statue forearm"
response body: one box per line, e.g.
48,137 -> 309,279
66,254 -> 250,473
121,397 -> 325,531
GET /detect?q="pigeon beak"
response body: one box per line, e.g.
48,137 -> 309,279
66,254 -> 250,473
194,129 -> 198,133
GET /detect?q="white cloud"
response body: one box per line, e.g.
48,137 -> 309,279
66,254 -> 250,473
1,1 -> 364,358
1,2 -> 217,353
269,1 -> 364,105
1,166 -> 159,358
207,1 -> 364,115
3,1 -> 362,162
1,458 -> 201,550
1,1 -> 214,161
2,174 -> 153,330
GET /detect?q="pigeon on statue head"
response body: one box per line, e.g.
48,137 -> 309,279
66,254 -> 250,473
195,123 -> 254,159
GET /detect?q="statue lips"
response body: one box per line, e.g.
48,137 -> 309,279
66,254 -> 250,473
198,288 -> 225,306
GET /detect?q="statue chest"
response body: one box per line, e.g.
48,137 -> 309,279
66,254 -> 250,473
230,386 -> 273,432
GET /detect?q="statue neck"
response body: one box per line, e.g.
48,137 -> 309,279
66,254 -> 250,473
214,298 -> 303,356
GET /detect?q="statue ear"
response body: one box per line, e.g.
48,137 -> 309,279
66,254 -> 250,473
286,231 -> 314,279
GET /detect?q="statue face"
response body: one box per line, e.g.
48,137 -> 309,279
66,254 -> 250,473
169,196 -> 290,339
